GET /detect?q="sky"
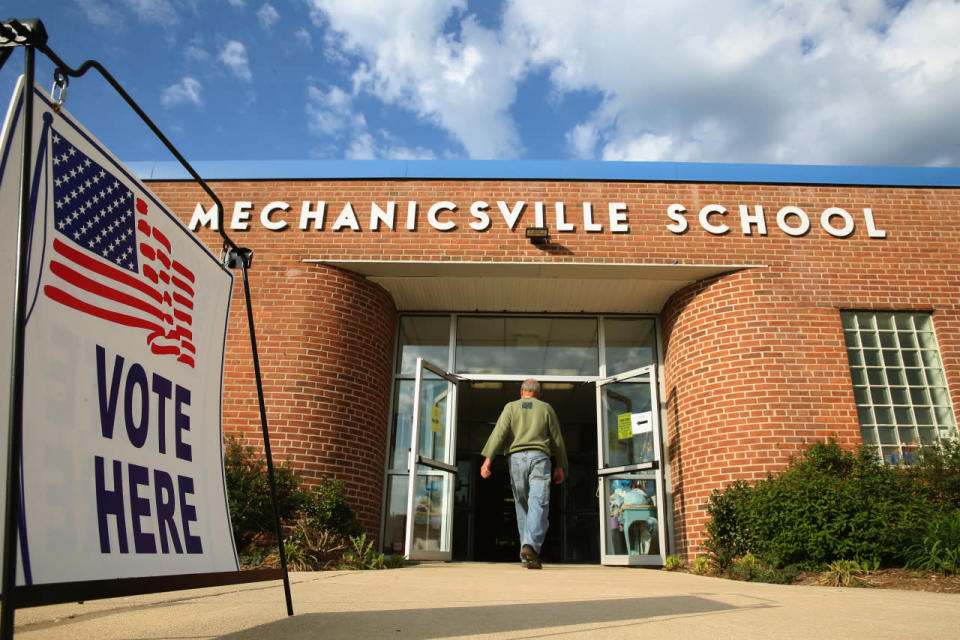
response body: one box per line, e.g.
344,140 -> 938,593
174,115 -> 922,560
1,0 -> 959,167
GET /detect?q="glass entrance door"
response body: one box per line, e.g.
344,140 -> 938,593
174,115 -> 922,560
595,366 -> 666,565
404,358 -> 460,560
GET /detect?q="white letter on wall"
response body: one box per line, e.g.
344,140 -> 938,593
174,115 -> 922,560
863,208 -> 887,238
666,203 -> 688,234
370,202 -> 396,231
555,203 -> 575,232
534,202 -> 546,228
428,201 -> 457,231
583,203 -> 602,232
820,207 -> 854,238
497,201 -> 525,230
299,201 -> 326,230
406,202 -> 418,231
776,206 -> 810,236
699,204 -> 729,235
738,205 -> 767,235
332,202 -> 361,231
190,203 -> 219,231
609,203 -> 628,233
469,201 -> 491,231
231,201 -> 252,230
260,201 -> 289,231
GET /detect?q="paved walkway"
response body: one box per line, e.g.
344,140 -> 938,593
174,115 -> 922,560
13,563 -> 960,639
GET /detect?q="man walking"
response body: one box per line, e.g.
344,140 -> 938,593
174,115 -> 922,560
480,379 -> 567,569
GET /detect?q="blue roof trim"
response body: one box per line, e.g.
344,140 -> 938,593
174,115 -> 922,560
128,159 -> 960,187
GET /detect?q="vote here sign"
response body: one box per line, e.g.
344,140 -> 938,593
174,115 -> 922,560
0,79 -> 238,586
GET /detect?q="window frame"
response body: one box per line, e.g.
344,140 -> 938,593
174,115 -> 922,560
842,310 -> 958,464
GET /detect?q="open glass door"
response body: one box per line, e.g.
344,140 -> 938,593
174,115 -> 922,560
595,365 -> 666,565
404,358 -> 460,560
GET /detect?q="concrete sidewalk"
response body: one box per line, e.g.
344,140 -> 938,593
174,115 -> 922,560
13,563 -> 960,639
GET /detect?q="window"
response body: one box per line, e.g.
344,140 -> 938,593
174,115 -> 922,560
455,316 -> 598,376
603,317 -> 657,376
842,311 -> 958,463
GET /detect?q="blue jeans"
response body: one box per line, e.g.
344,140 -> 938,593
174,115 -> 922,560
508,450 -> 552,557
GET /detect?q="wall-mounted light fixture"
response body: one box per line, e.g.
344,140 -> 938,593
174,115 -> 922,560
525,227 -> 549,245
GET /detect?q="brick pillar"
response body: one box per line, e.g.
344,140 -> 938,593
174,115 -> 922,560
660,268 -> 860,559
223,263 -> 397,541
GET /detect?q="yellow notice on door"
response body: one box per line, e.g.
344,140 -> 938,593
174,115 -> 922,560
617,413 -> 632,440
430,405 -> 443,433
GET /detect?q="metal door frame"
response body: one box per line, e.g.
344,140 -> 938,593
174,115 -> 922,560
595,365 -> 666,566
404,358 -> 461,560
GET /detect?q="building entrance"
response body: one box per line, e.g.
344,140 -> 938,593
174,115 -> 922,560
387,314 -> 666,566
452,381 -> 599,563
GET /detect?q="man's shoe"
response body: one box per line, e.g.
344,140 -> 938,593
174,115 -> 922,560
521,544 -> 542,569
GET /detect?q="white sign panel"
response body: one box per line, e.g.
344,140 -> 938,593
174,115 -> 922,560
0,79 -> 238,586
631,411 -> 652,435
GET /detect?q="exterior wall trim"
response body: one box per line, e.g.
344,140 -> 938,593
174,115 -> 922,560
134,159 -> 960,188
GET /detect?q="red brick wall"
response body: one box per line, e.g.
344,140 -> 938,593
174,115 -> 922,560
147,177 -> 960,554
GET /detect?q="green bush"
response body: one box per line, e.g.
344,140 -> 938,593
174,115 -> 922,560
725,553 -> 799,585
224,437 -> 309,550
692,556 -> 712,575
904,508 -> 960,575
702,479 -> 755,567
820,559 -> 870,587
912,440 -> 960,509
384,554 -> 406,569
339,534 -> 385,570
703,440 -> 941,571
299,478 -> 364,539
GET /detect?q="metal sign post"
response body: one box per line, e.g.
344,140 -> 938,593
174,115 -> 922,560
0,18 -> 44,640
0,18 -> 293,637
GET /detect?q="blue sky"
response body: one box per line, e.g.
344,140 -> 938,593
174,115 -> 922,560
2,0 -> 959,166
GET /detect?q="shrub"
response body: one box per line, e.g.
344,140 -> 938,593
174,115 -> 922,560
912,440 -> 960,509
339,534 -> 385,570
299,478 -> 364,539
703,439 -> 939,571
726,553 -> 758,581
663,555 -> 685,571
819,559 -> 870,587
692,556 -> 712,575
702,479 -> 755,568
726,553 -> 798,584
224,437 -> 308,550
287,520 -> 350,570
224,437 -> 369,571
904,508 -> 960,575
385,554 -> 406,569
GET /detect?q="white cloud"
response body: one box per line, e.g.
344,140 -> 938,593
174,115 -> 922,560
74,0 -> 125,27
305,0 -> 525,159
257,4 -> 280,30
306,84 -> 437,159
602,133 -> 677,162
295,28 -> 313,49
503,0 -> 960,166
161,77 -> 202,107
226,0 -> 245,6
345,133 -> 437,160
306,85 -> 366,136
120,0 -> 179,25
184,39 -> 210,63
218,41 -> 253,82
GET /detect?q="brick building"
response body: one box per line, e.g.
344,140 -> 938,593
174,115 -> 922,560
140,160 -> 960,565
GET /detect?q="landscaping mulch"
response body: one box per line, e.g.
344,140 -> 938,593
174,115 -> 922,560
794,568 -> 960,593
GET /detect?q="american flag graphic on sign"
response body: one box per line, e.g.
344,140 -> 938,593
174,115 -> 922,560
43,128 -> 197,367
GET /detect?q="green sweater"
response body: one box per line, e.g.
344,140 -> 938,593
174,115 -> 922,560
481,397 -> 568,470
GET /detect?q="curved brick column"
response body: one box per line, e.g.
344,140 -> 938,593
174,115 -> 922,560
660,268 -> 859,558
223,263 -> 397,539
